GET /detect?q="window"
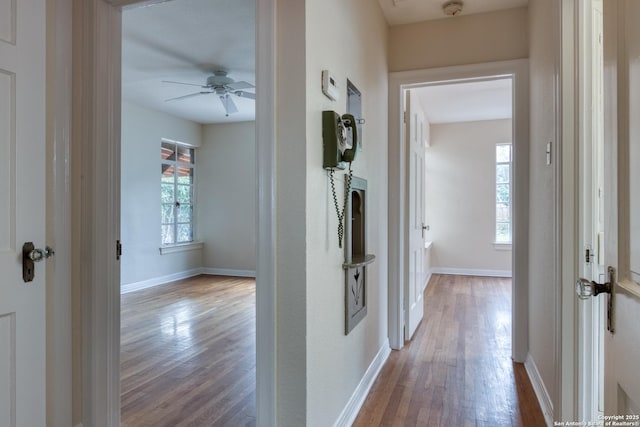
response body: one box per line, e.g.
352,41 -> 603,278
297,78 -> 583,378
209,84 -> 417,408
495,143 -> 512,243
161,140 -> 195,245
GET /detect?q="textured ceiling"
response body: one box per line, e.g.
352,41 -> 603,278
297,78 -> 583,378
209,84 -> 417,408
378,0 -> 527,26
413,78 -> 512,124
122,0 -> 255,124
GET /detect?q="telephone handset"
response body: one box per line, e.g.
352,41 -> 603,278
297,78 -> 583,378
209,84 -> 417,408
323,110 -> 359,248
323,111 -> 358,170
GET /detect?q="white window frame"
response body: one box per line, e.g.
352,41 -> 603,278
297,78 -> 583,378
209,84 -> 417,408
161,138 -> 196,247
495,142 -> 513,247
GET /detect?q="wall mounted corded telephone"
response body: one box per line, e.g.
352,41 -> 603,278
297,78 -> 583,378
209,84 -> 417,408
322,110 -> 358,170
323,110 -> 358,248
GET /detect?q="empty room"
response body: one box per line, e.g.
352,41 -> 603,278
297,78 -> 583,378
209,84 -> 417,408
118,0 -> 257,424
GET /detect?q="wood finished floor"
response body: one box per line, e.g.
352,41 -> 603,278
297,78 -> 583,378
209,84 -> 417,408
121,273 -> 545,426
120,275 -> 256,427
354,274 -> 546,427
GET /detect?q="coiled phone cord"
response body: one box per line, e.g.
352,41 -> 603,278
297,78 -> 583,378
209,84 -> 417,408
329,163 -> 353,248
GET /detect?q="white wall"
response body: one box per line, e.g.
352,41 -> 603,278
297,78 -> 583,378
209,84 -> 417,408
305,0 -> 389,425
120,101 -> 203,285
426,120 -> 512,273
199,122 -> 256,273
388,7 -> 528,72
274,0 -> 308,423
528,0 -> 559,416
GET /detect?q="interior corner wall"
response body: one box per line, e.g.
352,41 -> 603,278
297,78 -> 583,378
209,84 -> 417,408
388,7 -> 529,72
120,101 -> 203,286
426,119 -> 512,272
199,121 -> 256,273
528,0 -> 558,411
305,0 -> 389,425
275,0 -> 308,424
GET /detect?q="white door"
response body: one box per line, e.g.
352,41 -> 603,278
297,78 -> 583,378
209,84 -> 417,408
577,0 -> 605,421
0,1 -> 47,426
599,0 -> 640,417
405,90 -> 426,340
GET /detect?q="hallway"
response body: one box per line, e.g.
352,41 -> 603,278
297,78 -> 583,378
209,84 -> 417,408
354,274 -> 546,426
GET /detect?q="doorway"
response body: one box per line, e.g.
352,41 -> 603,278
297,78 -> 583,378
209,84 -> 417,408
73,0 -> 277,424
388,60 -> 529,363
118,0 -> 257,423
411,78 -> 514,277
401,77 -> 514,341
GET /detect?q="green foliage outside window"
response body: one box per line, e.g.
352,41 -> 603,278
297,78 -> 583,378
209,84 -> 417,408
496,143 -> 512,243
161,141 -> 195,245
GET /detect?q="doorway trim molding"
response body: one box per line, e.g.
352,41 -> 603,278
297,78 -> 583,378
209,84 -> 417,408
388,59 -> 530,363
73,1 -> 122,425
74,0 -> 276,425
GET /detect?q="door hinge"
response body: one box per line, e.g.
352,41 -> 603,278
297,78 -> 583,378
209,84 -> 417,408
403,111 -> 407,123
116,240 -> 122,260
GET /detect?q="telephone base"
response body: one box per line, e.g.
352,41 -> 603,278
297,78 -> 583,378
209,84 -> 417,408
324,162 -> 347,171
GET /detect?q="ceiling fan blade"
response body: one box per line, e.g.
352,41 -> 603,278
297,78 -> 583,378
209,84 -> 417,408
219,94 -> 238,116
162,80 -> 206,88
165,91 -> 212,102
226,81 -> 254,91
233,90 -> 256,100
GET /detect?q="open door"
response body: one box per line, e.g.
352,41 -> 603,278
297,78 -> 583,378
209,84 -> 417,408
404,90 -> 426,340
594,0 -> 640,417
577,0 -> 605,421
0,0 -> 47,425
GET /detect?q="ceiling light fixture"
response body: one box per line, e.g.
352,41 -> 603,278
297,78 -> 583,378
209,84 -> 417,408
442,1 -> 463,16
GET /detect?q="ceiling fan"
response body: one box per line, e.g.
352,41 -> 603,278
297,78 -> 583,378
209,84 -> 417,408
163,70 -> 255,116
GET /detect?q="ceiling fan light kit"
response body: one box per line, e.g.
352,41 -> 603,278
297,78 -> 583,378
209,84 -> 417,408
162,70 -> 255,116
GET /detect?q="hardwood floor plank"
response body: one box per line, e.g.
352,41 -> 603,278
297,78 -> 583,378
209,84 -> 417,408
353,274 -> 546,427
120,275 -> 256,427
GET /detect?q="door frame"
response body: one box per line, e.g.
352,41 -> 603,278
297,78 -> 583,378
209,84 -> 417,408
47,0 -> 74,425
388,59 -> 530,362
72,0 -> 277,425
558,0 -> 596,422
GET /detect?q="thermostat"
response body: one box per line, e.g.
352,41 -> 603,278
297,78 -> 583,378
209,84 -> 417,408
322,70 -> 340,101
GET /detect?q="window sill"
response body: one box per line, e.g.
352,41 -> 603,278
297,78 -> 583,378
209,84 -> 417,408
159,241 -> 204,255
493,242 -> 512,251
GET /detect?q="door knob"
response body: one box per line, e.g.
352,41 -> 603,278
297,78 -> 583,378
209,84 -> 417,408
576,266 -> 615,333
22,242 -> 55,283
28,246 -> 55,261
576,277 -> 611,299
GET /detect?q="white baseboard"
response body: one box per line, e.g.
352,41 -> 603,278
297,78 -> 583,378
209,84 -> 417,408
431,267 -> 512,278
201,267 -> 256,278
121,267 -> 256,294
121,268 -> 203,294
525,353 -> 554,426
334,339 -> 391,427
